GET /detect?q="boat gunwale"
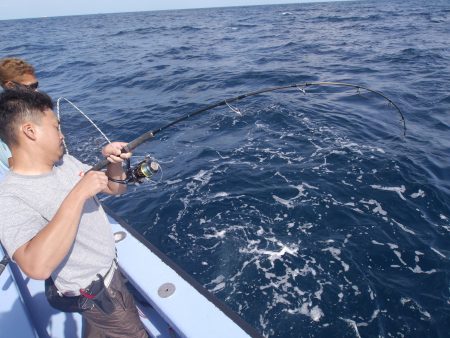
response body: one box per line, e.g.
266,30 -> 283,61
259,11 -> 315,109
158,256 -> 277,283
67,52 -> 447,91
102,203 -> 264,338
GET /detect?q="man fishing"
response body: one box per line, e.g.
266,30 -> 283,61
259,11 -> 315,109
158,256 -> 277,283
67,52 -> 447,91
0,89 -> 148,338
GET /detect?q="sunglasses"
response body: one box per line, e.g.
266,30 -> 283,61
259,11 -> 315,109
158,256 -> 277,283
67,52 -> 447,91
11,81 -> 39,90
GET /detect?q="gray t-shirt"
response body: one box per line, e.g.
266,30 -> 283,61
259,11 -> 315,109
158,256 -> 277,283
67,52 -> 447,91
0,155 -> 115,294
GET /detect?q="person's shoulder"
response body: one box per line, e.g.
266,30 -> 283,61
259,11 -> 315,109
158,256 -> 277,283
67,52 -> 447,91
56,154 -> 78,166
0,170 -> 14,186
0,171 -> 22,195
56,154 -> 91,173
0,176 -> 20,204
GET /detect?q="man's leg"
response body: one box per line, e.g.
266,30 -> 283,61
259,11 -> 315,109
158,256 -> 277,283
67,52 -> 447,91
82,270 -> 148,338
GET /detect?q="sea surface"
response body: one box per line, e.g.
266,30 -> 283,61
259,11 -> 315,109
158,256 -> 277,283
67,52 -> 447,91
1,0 -> 450,337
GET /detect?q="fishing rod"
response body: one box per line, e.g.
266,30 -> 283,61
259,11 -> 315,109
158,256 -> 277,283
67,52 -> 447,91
0,82 -> 405,274
89,81 -> 406,175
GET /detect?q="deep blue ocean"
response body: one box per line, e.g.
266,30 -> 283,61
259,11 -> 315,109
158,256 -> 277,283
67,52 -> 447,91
1,0 -> 450,337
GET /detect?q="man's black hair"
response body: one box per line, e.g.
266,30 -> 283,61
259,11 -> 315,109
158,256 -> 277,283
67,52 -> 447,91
0,89 -> 54,146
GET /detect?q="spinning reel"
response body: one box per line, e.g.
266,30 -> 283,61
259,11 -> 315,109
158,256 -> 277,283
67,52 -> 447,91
108,156 -> 160,185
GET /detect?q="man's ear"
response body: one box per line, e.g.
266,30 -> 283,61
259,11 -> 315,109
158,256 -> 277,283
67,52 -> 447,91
21,122 -> 38,141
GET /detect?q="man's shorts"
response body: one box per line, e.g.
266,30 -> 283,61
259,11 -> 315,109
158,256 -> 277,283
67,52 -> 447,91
82,269 -> 149,338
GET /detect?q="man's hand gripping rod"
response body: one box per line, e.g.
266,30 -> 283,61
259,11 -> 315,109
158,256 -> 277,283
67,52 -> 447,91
88,131 -> 155,173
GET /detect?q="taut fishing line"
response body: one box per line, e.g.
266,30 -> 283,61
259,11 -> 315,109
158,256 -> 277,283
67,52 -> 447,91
86,81 -> 406,174
56,97 -> 112,155
56,97 -> 163,185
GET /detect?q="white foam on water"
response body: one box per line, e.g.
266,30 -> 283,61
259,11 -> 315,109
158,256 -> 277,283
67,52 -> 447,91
330,150 -> 347,155
321,247 -> 350,271
343,234 -> 352,245
440,214 -> 448,220
242,244 -> 298,263
204,229 -> 227,239
361,199 -> 388,216
370,309 -> 380,321
388,246 -> 437,274
340,318 -> 362,338
165,111 -> 447,336
370,184 -> 406,200
310,305 -> 324,322
415,255 -> 420,263
166,178 -> 183,185
400,297 -> 432,319
207,274 -> 225,290
288,303 -> 324,322
352,285 -> 361,295
192,169 -> 212,184
391,219 -> 415,235
211,282 -> 226,292
441,225 -> 450,232
314,286 -> 323,301
272,182 -> 320,208
351,207 -> 365,214
410,189 -> 425,198
212,192 -> 229,198
430,247 -> 446,258
409,265 -> 437,274
302,182 -> 319,190
393,250 -> 407,266
341,180 -> 353,186
272,195 -> 294,208
368,287 -> 375,300
275,171 -> 289,183
387,243 -> 398,249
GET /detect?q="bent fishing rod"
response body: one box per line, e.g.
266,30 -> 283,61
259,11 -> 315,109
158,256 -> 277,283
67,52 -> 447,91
0,82 -> 405,275
88,81 -> 406,173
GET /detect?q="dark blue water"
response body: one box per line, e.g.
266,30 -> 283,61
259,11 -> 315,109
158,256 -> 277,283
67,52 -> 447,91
1,1 -> 450,337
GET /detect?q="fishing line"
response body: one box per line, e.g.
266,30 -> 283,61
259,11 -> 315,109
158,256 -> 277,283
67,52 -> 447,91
88,81 -> 406,173
57,97 -> 162,185
56,97 -> 112,155
296,86 -> 306,95
225,100 -> 243,115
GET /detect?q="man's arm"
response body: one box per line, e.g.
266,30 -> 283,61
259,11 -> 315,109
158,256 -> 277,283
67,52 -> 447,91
101,142 -> 132,195
104,161 -> 127,195
12,171 -> 108,280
